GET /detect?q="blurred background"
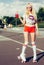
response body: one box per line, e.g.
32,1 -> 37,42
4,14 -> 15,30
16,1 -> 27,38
0,0 -> 44,28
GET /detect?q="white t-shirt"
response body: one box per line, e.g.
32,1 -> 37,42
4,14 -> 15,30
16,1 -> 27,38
23,14 -> 35,25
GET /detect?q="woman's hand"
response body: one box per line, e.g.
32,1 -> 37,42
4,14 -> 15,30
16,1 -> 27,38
36,28 -> 40,36
19,15 -> 21,19
36,29 -> 39,36
19,15 -> 26,25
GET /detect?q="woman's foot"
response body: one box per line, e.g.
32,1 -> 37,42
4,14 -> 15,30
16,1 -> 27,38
33,55 -> 37,63
17,54 -> 26,63
33,59 -> 37,63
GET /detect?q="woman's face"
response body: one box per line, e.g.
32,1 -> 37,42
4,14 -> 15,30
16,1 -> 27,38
26,4 -> 32,12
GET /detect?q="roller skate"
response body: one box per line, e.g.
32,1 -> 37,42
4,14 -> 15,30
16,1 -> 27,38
17,54 -> 26,63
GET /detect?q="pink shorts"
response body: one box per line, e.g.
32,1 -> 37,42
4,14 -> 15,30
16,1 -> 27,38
24,25 -> 36,33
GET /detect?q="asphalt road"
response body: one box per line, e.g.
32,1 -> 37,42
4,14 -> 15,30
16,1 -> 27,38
0,28 -> 44,65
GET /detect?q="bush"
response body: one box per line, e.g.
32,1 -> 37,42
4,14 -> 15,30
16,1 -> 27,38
38,21 -> 44,28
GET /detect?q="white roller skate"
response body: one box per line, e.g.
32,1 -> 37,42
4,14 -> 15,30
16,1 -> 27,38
33,60 -> 37,63
33,56 -> 37,63
17,54 -> 26,63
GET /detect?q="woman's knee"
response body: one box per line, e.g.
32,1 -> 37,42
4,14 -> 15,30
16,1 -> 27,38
31,42 -> 36,46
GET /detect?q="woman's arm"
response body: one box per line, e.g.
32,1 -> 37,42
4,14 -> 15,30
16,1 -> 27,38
35,22 -> 39,35
19,16 -> 26,25
35,22 -> 38,31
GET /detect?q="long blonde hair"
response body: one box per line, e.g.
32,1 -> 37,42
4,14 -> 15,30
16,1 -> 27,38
25,3 -> 37,20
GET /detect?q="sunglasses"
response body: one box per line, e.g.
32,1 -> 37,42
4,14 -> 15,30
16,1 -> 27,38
26,6 -> 32,9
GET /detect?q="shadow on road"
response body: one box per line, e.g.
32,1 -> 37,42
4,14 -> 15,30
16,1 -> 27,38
26,52 -> 44,62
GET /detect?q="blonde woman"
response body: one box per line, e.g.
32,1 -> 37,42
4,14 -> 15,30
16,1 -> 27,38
18,3 -> 38,63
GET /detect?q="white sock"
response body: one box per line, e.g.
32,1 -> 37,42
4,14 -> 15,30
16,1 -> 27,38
31,42 -> 37,60
33,45 -> 37,60
21,42 -> 28,55
21,46 -> 26,55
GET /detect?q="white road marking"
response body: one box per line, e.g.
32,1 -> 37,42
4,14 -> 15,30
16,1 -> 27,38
0,35 -> 44,52
0,35 -> 10,41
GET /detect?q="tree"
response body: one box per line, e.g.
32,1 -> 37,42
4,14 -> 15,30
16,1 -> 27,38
3,16 -> 9,25
37,7 -> 44,22
2,16 -> 22,27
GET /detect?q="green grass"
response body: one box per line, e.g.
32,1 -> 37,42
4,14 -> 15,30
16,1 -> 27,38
38,22 -> 44,28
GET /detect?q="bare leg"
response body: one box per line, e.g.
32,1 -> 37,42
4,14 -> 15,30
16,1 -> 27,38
21,32 -> 28,55
18,32 -> 28,62
30,32 -> 37,62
